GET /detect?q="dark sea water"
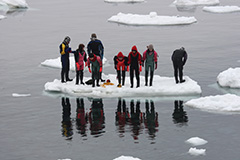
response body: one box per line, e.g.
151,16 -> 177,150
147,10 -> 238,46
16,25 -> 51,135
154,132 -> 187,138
1,0 -> 240,160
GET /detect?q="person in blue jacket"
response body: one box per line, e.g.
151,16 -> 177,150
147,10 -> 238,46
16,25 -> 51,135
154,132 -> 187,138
59,36 -> 72,83
87,33 -> 105,82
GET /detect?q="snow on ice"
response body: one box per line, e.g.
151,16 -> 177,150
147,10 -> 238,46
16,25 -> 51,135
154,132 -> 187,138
105,0 -> 145,3
113,155 -> 141,160
172,0 -> 219,6
203,6 -> 240,13
185,94 -> 240,113
12,93 -> 31,97
0,0 -> 28,8
217,68 -> 240,88
188,147 -> 206,156
44,74 -> 202,98
41,57 -> 108,71
185,137 -> 208,146
108,12 -> 197,26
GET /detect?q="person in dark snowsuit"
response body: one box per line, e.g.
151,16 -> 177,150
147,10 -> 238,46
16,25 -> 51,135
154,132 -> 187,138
128,45 -> 142,88
171,47 -> 188,84
73,44 -> 87,85
59,36 -> 72,83
113,52 -> 129,87
142,44 -> 158,86
87,53 -> 102,87
87,33 -> 105,82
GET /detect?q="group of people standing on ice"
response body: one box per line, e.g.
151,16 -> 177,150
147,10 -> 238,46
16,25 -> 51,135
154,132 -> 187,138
59,33 -> 188,88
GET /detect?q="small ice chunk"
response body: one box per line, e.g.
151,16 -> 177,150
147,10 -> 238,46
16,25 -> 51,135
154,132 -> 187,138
203,6 -> 240,13
113,155 -> 141,160
188,147 -> 206,156
217,68 -> 240,88
185,137 -> 208,146
12,93 -> 31,97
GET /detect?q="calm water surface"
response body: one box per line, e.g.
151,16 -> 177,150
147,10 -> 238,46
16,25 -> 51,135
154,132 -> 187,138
1,0 -> 240,160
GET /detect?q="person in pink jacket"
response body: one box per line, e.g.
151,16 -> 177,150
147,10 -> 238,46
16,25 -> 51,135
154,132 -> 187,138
142,44 -> 158,86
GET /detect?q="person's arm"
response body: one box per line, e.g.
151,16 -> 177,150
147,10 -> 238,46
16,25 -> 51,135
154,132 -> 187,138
98,40 -> 104,59
87,42 -> 91,55
183,51 -> 188,65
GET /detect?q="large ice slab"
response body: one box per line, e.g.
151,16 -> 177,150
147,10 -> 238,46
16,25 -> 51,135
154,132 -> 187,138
172,0 -> 219,6
113,156 -> 141,160
0,0 -> 28,8
217,68 -> 240,88
185,94 -> 240,113
44,74 -> 201,98
203,6 -> 240,13
105,0 -> 145,3
41,56 -> 108,71
108,12 -> 197,26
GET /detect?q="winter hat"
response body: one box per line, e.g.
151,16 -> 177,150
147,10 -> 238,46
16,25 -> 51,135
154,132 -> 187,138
131,45 -> 138,52
64,36 -> 71,44
91,33 -> 97,38
117,52 -> 124,58
148,44 -> 154,50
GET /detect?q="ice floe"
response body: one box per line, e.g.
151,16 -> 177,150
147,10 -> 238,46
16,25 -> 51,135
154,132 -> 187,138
185,137 -> 208,146
217,68 -> 240,88
105,0 -> 145,3
108,12 -> 197,26
172,0 -> 219,6
41,57 -> 108,71
113,155 -> 141,160
0,14 -> 5,19
185,94 -> 240,113
203,5 -> 240,13
12,93 -> 31,97
0,0 -> 28,8
44,74 -> 201,98
188,147 -> 206,156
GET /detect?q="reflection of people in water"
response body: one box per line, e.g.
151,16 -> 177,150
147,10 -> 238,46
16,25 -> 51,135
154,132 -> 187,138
143,100 -> 158,139
89,98 -> 105,137
61,97 -> 73,140
129,100 -> 143,140
76,98 -> 88,137
115,98 -> 130,137
172,100 -> 188,126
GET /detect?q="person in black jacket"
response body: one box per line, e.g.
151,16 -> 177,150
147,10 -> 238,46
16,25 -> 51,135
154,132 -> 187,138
171,47 -> 188,84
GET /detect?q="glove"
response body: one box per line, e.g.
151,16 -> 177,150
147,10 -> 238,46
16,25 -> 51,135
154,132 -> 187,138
88,67 -> 91,73
99,67 -> 102,72
139,65 -> 142,72
155,62 -> 157,70
85,62 -> 88,67
127,66 -> 129,72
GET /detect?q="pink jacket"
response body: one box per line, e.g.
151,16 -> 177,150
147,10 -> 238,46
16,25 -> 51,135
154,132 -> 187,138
76,51 -> 86,71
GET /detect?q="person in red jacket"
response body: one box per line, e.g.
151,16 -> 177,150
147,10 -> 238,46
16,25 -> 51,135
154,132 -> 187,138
113,52 -> 129,87
128,45 -> 142,88
87,53 -> 102,87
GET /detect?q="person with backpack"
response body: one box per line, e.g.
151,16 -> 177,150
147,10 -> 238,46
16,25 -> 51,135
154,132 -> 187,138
128,45 -> 142,88
142,44 -> 158,86
87,53 -> 102,87
73,44 -> 87,85
113,52 -> 129,87
59,36 -> 72,83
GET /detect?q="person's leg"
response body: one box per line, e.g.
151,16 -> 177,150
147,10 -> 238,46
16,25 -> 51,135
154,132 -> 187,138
173,62 -> 179,84
117,70 -> 121,85
80,70 -> 84,84
150,71 -> 154,86
145,69 -> 148,86
122,71 -> 125,86
179,65 -> 185,83
66,60 -> 72,81
76,71 -> 80,85
130,67 -> 134,88
136,69 -> 140,88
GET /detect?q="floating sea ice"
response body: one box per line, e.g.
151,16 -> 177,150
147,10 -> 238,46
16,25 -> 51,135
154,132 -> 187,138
12,93 -> 31,97
203,5 -> 240,13
172,0 -> 219,6
104,0 -> 145,3
113,155 -> 141,160
217,68 -> 240,88
108,12 -> 197,26
188,147 -> 206,156
57,159 -> 71,160
1,0 -> 28,8
0,14 -> 6,19
185,137 -> 208,146
185,94 -> 240,112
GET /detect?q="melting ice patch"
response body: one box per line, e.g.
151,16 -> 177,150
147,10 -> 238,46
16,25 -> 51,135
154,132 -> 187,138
172,0 -> 219,6
108,12 -> 197,26
185,137 -> 208,146
41,57 -> 108,71
185,94 -> 240,113
188,147 -> 206,156
113,155 -> 141,160
105,0 -> 145,3
203,6 -> 240,13
217,68 -> 240,88
44,74 -> 201,98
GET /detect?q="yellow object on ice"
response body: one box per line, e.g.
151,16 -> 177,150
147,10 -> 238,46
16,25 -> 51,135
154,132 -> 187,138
101,82 -> 114,88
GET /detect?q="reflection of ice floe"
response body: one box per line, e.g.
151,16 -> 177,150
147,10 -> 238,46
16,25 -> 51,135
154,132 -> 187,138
104,0 -> 145,3
188,147 -> 206,156
185,94 -> 240,113
203,5 -> 240,13
172,0 -> 219,6
44,74 -> 201,98
0,0 -> 28,8
176,5 -> 197,12
41,57 -> 108,72
217,68 -> 240,88
113,155 -> 141,160
108,12 -> 197,26
186,137 -> 208,146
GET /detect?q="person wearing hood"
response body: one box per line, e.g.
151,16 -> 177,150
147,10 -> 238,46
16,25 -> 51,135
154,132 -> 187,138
113,52 -> 129,87
73,44 -> 87,85
87,33 -> 105,82
59,36 -> 72,83
171,47 -> 188,84
87,53 -> 102,87
142,44 -> 158,86
128,45 -> 142,88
